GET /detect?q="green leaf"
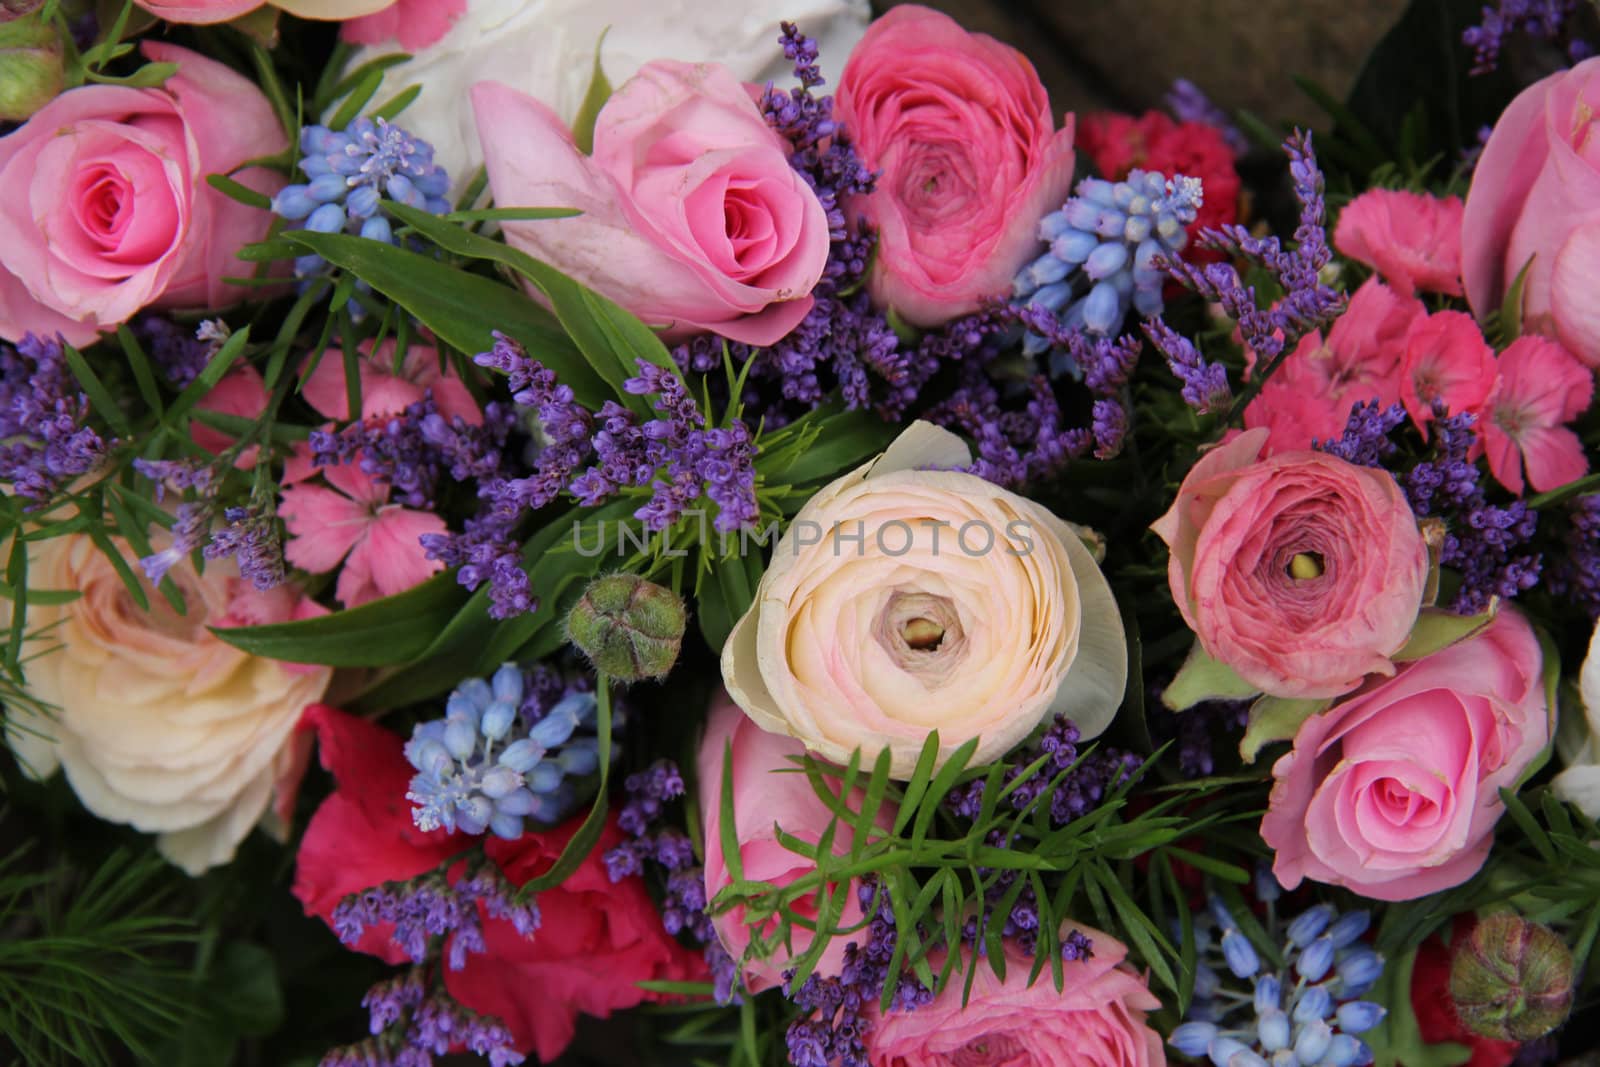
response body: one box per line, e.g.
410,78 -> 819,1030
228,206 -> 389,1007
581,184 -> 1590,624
1239,695 -> 1332,763
1394,604 -> 1498,662
280,229 -> 606,406
210,570 -> 469,666
572,29 -> 613,155
517,674 -> 613,895
205,173 -> 273,210
1364,945 -> 1471,1067
1162,640 -> 1259,711
165,327 -> 248,427
761,407 -> 898,487
892,733 -> 942,837
117,326 -> 163,416
62,344 -> 131,438
208,943 -> 282,1037
442,207 -> 583,225
696,549 -> 764,652
328,66 -> 384,131
384,202 -> 681,412
1498,254 -> 1535,342
369,83 -> 423,123
85,61 -> 178,88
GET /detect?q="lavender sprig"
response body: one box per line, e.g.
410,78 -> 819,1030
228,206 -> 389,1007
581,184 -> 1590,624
0,333 -> 111,503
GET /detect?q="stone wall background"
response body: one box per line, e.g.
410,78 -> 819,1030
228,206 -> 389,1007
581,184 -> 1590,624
874,0 -> 1409,126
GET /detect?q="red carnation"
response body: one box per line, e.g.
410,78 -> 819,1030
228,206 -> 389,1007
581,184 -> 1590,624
1078,111 -> 1242,261
292,705 -> 704,1062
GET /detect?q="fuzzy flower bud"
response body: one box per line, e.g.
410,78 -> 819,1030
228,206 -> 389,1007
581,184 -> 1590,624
0,12 -> 63,122
567,573 -> 687,682
1449,914 -> 1575,1041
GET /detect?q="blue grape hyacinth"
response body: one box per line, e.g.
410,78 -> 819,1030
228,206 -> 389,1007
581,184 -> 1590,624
1015,169 -> 1203,354
404,664 -> 610,839
271,116 -> 451,279
1170,886 -> 1386,1067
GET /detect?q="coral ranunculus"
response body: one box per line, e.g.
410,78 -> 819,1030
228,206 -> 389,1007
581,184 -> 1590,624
721,422 -> 1127,778
835,4 -> 1076,327
1262,610 -> 1551,901
863,931 -> 1165,1067
1152,428 -> 1429,700
473,60 -> 831,346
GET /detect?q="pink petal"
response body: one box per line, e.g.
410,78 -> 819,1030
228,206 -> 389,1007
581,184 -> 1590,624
362,507 -> 448,599
340,0 -> 466,50
279,485 -> 371,573
1482,416 -> 1527,496
301,351 -> 359,421
193,366 -> 269,459
322,461 -> 390,507
1520,424 -> 1590,493
1551,213 -> 1600,368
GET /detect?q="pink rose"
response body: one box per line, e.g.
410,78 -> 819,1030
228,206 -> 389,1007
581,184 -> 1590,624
340,0 -> 465,49
698,692 -> 879,993
1400,310 -> 1497,436
1334,189 -> 1464,297
1479,334 -> 1593,495
1152,428 -> 1429,699
835,4 -> 1076,327
133,0 -> 394,23
1262,610 -> 1551,901
472,60 -> 830,346
1243,277 -> 1422,453
864,931 -> 1164,1067
0,43 -> 286,346
1462,56 -> 1600,366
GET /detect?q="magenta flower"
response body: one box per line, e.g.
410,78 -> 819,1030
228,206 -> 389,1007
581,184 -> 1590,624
1480,335 -> 1594,495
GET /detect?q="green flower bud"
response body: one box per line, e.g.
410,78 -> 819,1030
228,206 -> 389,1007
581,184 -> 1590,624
0,13 -> 64,123
566,574 -> 686,682
1449,914 -> 1575,1042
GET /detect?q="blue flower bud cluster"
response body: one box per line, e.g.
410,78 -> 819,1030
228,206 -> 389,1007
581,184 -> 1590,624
1170,890 -> 1386,1067
1014,169 -> 1203,350
271,117 -> 451,279
404,664 -> 611,839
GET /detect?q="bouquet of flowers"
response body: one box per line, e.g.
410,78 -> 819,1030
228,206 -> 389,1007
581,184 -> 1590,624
6,0 -> 1600,1064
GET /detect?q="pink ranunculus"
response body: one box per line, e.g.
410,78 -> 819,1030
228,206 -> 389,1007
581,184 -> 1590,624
1262,610 -> 1551,902
1479,335 -> 1594,495
1399,310 -> 1498,435
863,931 -> 1165,1067
340,0 -> 465,49
133,0 -> 395,23
279,461 -> 447,608
1151,428 -> 1429,700
1462,56 -> 1600,366
472,61 -> 831,346
835,5 -> 1076,327
698,691 -> 880,993
0,43 -> 286,347
1334,189 -> 1465,297
301,337 -> 481,424
1244,277 -> 1423,452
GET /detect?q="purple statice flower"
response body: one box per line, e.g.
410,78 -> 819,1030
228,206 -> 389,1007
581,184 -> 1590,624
1147,679 -> 1251,779
1315,400 -> 1409,468
362,970 -> 428,1035
204,503 -> 286,591
134,316 -> 214,387
139,501 -> 212,587
1463,0 -> 1586,73
330,973 -> 525,1067
1151,132 -> 1346,414
1143,319 -> 1231,414
1548,494 -> 1600,618
945,715 -> 1141,829
331,872 -> 488,970
603,759 -> 739,1000
133,458 -> 214,500
1165,79 -> 1251,156
408,995 -> 523,1064
0,333 -> 112,503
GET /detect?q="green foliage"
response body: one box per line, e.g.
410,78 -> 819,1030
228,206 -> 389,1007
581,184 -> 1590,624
0,843 -> 202,1066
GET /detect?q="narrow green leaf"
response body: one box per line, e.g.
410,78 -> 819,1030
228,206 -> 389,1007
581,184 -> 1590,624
369,83 -> 423,123
1499,254 -> 1535,342
117,326 -> 163,416
166,327 -> 248,427
719,738 -> 745,886
912,736 -> 980,846
105,486 -> 184,615
205,174 -> 273,211
1499,788 -> 1556,863
62,345 -> 132,438
517,674 -> 613,894
442,207 -> 583,225
572,30 -> 613,155
328,67 -> 383,131
851,747 -> 894,861
1165,847 -> 1251,884
1163,640 -> 1260,710
4,537 -> 28,678
892,733 -> 942,837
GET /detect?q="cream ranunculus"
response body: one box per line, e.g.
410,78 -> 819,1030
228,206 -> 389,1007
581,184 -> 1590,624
4,534 -> 332,874
721,422 -> 1127,777
342,0 -> 871,196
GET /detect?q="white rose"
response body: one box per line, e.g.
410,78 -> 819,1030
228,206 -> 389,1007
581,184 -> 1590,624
4,535 -> 332,874
1553,618 -> 1600,816
721,422 -> 1128,778
344,0 -> 871,196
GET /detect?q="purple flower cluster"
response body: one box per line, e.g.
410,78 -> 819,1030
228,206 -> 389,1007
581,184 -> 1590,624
1147,679 -> 1251,779
132,458 -> 285,591
1,333 -> 111,502
1165,79 -> 1251,157
323,968 -> 524,1067
784,879 -> 936,1067
330,863 -> 539,974
1149,132 -> 1346,414
1318,403 -> 1542,613
427,335 -> 761,618
206,504 -> 287,590
1549,494 -> 1600,618
945,715 -> 1142,829
311,393 -> 515,511
603,760 -> 740,1002
134,316 -> 215,387
1463,0 -> 1592,74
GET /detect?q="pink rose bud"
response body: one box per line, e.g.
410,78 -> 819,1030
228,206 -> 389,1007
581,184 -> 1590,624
1152,427 -> 1429,699
1262,611 -> 1551,901
835,4 -> 1077,327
